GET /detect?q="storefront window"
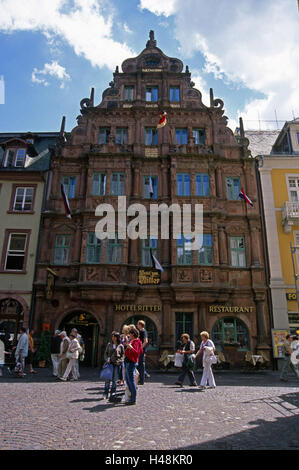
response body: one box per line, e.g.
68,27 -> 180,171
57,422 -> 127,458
211,317 -> 250,351
122,316 -> 158,351
175,312 -> 193,348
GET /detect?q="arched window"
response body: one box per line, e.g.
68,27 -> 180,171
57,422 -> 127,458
211,317 -> 250,352
122,316 -> 158,351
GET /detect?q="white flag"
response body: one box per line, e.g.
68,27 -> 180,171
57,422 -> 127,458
24,149 -> 49,168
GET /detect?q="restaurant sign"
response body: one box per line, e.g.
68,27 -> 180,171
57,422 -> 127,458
138,268 -> 161,285
208,305 -> 254,313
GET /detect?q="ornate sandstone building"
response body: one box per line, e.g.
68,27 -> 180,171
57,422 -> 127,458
34,32 -> 271,367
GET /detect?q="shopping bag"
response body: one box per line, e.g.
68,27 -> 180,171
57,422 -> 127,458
174,352 -> 184,368
99,363 -> 113,381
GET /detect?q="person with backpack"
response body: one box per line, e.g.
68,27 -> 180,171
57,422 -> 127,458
50,330 -> 62,377
124,326 -> 143,405
101,331 -> 124,402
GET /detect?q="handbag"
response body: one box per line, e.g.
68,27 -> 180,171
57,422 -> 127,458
174,352 -> 184,368
99,363 -> 113,381
66,351 -> 75,359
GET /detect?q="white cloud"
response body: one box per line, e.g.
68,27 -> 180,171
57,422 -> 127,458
32,61 -> 71,88
0,0 -> 136,70
140,0 -> 299,129
139,0 -> 178,17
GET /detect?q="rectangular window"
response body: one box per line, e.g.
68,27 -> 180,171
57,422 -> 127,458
175,312 -> 194,348
111,172 -> 125,195
198,234 -> 213,265
98,128 -> 110,144
54,235 -> 71,265
4,149 -> 15,167
142,238 -> 158,266
115,128 -> 128,145
145,86 -> 158,102
193,128 -> 206,145
15,149 -> 26,167
196,173 -> 210,196
13,187 -> 34,211
170,86 -> 180,102
145,128 -> 158,146
86,233 -> 102,263
175,128 -> 188,145
4,233 -> 27,271
107,235 -> 122,264
143,175 -> 158,199
62,176 -> 76,199
177,235 -> 193,265
288,178 -> 299,202
92,173 -> 106,196
226,177 -> 241,200
3,148 -> 26,168
230,236 -> 246,268
177,173 -> 190,196
123,86 -> 134,102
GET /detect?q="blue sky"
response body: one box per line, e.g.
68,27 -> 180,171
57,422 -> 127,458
0,0 -> 298,133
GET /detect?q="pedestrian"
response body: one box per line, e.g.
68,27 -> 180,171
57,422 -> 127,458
174,334 -> 197,387
124,326 -> 143,405
195,331 -> 216,389
27,329 -> 37,374
50,330 -> 62,377
137,320 -> 148,385
102,331 -> 124,402
59,333 -> 81,381
118,325 -> 130,386
58,331 -> 70,378
0,335 -> 9,377
14,327 -> 29,378
70,328 -> 83,379
280,333 -> 299,381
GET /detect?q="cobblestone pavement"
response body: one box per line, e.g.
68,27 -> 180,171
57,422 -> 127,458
1,367 -> 299,450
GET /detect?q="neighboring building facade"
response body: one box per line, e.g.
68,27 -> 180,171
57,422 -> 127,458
0,132 -> 58,343
34,32 -> 271,367
256,119 -> 299,344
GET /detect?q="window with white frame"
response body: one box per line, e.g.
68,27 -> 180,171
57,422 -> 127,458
5,233 -> 27,271
13,187 -> 34,211
288,177 -> 299,202
3,148 -> 26,168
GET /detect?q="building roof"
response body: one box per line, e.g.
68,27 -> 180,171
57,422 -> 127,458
245,130 -> 281,157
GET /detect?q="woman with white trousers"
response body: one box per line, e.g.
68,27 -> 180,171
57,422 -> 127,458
195,331 -> 216,389
59,333 -> 81,381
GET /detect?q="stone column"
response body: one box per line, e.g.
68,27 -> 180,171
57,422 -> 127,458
215,166 -> 223,198
212,223 -> 219,265
250,227 -> 261,266
218,226 -> 228,265
160,294 -> 173,349
255,297 -> 267,347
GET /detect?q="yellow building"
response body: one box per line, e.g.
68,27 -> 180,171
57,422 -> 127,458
254,119 -> 299,339
0,132 -> 58,343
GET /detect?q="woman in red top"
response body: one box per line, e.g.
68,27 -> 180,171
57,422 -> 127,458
124,326 -> 143,405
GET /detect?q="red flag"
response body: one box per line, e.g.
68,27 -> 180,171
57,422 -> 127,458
61,184 -> 72,219
157,111 -> 167,129
239,187 -> 253,207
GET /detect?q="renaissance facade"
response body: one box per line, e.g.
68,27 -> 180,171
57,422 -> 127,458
33,32 -> 271,367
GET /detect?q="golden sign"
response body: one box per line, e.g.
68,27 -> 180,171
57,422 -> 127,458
209,306 -> 254,313
138,269 -> 161,285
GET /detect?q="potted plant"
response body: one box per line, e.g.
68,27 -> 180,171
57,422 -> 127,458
36,330 -> 52,367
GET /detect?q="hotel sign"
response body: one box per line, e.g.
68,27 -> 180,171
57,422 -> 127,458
138,268 -> 161,285
114,304 -> 162,312
209,306 -> 254,313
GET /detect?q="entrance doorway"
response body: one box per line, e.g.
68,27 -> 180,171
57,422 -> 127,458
59,311 -> 99,367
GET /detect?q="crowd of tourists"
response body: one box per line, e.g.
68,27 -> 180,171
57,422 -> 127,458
1,323 -> 299,402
